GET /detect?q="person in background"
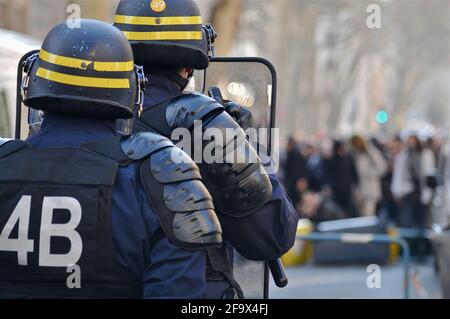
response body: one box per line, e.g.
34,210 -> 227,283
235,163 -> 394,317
391,135 -> 436,228
304,143 -> 325,193
283,137 -> 309,207
379,135 -> 403,223
300,191 -> 346,224
322,140 -> 359,218
350,135 -> 387,217
426,136 -> 442,163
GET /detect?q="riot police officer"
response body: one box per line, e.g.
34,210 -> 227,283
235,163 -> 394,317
0,19 -> 223,298
114,0 -> 299,298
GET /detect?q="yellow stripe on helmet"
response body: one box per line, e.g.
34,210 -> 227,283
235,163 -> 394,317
122,31 -> 202,41
36,67 -> 130,89
39,49 -> 134,72
114,15 -> 202,26
93,61 -> 135,72
39,49 -> 92,70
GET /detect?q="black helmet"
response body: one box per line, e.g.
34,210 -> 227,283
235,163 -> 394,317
22,19 -> 144,120
114,0 -> 209,70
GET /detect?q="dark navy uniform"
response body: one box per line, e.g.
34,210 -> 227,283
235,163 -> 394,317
113,0 -> 298,298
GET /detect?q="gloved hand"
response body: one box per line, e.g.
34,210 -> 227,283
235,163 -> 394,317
208,87 -> 255,130
225,101 -> 254,131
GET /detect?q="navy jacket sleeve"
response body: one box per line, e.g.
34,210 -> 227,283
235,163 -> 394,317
218,174 -> 299,261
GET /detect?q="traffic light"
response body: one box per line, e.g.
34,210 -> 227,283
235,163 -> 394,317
376,109 -> 389,124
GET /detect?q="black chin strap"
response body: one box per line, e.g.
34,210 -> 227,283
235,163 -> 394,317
147,68 -> 191,91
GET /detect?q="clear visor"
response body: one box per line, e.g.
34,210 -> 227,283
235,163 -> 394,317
116,118 -> 134,136
24,66 -> 144,138
28,109 -> 134,137
27,108 -> 44,137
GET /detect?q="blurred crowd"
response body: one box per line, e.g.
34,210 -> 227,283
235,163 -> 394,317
280,133 -> 443,229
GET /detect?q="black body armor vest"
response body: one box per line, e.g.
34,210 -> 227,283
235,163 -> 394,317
0,140 -> 140,298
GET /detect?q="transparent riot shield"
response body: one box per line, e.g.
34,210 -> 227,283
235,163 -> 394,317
192,57 -> 287,299
232,251 -> 267,299
15,50 -> 39,140
192,57 -> 277,156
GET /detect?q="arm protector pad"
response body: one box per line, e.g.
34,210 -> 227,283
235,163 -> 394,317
121,132 -> 223,250
165,94 -> 273,218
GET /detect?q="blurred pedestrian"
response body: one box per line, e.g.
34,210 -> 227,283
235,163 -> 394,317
391,135 -> 436,228
300,192 -> 346,224
304,143 -> 325,192
283,137 -> 308,207
426,136 -> 442,163
350,135 -> 387,216
380,135 -> 403,223
323,140 -> 359,218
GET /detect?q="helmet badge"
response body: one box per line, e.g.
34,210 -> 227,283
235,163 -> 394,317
150,0 -> 166,13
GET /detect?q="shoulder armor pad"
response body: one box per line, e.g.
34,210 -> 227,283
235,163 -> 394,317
166,180 -> 221,246
140,142 -> 222,250
164,180 -> 215,212
173,210 -> 221,248
199,111 -> 274,217
150,146 -> 202,183
121,132 -> 174,160
166,93 -> 224,129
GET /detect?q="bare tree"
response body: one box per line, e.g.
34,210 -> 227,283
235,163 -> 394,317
210,0 -> 243,56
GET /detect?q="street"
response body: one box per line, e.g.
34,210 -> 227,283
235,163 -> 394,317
270,259 -> 442,299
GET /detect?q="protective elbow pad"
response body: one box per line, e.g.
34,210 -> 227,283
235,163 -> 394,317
140,93 -> 273,218
121,132 -> 223,250
199,111 -> 273,218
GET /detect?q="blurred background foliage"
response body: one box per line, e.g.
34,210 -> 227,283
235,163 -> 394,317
0,0 -> 449,142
